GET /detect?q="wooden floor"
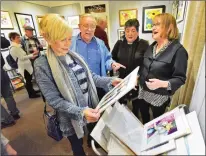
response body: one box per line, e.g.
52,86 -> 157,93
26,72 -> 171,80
1,87 -> 98,155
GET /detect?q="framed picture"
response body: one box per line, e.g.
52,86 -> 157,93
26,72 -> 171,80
1,33 -> 5,37
14,12 -> 37,36
67,16 -> 79,29
117,29 -> 125,40
38,37 -> 48,50
171,1 -> 178,19
1,10 -> 14,29
176,1 -> 186,23
142,5 -> 166,33
84,4 -> 106,13
119,9 -> 137,27
36,15 -> 43,36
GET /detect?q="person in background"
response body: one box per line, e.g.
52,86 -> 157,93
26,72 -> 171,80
1,134 -> 17,155
21,26 -> 43,67
94,16 -> 110,51
9,32 -> 40,98
34,14 -> 121,156
137,13 -> 188,124
1,36 -> 20,128
112,18 -> 149,119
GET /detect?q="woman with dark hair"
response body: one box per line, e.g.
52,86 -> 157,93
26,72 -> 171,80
112,18 -> 149,118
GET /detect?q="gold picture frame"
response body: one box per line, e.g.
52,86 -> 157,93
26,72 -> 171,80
119,9 -> 137,27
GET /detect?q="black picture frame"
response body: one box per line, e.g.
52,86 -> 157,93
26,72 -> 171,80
84,4 -> 106,13
142,5 -> 166,33
117,29 -> 125,40
14,12 -> 37,36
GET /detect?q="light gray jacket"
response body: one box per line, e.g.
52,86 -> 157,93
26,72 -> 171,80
34,55 -> 112,137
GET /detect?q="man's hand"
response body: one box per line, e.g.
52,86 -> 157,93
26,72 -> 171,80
5,143 -> 17,155
145,79 -> 169,90
31,51 -> 39,59
111,78 -> 122,86
111,62 -> 126,72
83,108 -> 100,123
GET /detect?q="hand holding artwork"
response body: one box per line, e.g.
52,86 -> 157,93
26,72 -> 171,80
111,78 -> 122,86
145,79 -> 169,90
83,108 -> 100,123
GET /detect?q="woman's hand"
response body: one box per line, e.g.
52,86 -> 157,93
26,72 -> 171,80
145,79 -> 169,90
83,108 -> 100,123
111,78 -> 122,86
5,143 -> 17,155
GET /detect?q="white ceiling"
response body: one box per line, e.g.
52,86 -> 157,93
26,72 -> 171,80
26,1 -> 78,7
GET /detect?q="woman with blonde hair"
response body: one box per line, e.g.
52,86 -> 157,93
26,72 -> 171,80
137,13 -> 188,124
34,14 -> 120,155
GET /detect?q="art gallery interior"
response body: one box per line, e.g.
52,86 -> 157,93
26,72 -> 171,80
1,1 -> 205,155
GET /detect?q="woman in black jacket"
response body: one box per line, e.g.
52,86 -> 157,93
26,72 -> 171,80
137,13 -> 188,124
112,19 -> 149,118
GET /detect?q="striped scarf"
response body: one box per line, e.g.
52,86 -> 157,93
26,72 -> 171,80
46,46 -> 99,138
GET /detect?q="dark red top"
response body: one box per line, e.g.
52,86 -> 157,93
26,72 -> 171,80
94,26 -> 110,51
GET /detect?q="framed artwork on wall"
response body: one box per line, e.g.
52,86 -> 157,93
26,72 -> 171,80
67,16 -> 79,29
1,10 -> 14,29
38,37 -> 48,50
14,12 -> 37,36
176,1 -> 186,23
117,29 -> 125,40
84,4 -> 106,13
36,15 -> 43,36
119,9 -> 137,27
142,5 -> 166,33
172,1 -> 178,19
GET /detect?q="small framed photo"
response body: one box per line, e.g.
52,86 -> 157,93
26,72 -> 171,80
176,1 -> 187,23
117,29 -> 125,40
119,9 -> 137,27
67,15 -> 79,29
1,10 -> 14,29
38,37 -> 48,50
142,5 -> 166,33
84,4 -> 106,13
14,12 -> 37,36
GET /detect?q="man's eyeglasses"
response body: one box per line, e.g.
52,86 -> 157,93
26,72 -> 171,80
81,24 -> 96,30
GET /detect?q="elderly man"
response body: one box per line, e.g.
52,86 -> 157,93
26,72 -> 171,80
95,16 -> 110,51
70,13 -> 125,148
21,26 -> 43,66
70,14 -> 125,98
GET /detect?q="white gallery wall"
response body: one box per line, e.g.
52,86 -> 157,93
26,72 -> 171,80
50,3 -> 81,17
189,46 -> 205,141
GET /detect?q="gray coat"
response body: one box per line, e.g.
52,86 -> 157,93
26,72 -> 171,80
34,55 -> 112,137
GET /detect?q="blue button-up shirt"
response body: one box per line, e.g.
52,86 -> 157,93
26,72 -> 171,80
76,34 -> 101,75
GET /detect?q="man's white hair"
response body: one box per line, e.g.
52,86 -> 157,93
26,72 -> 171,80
79,13 -> 97,25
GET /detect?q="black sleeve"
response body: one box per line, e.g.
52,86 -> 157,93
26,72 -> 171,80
138,40 -> 150,76
111,40 -> 121,62
139,40 -> 150,66
169,47 -> 188,95
1,54 -> 5,69
1,36 -> 10,49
